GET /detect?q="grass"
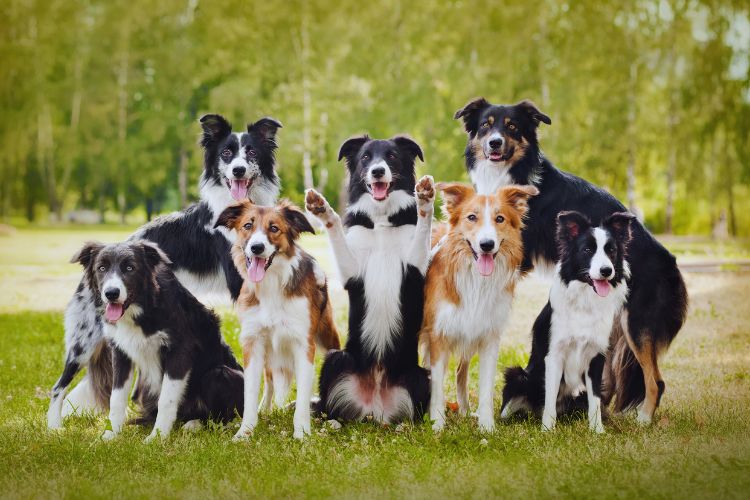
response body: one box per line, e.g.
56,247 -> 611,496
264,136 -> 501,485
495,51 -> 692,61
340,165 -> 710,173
1,227 -> 749,498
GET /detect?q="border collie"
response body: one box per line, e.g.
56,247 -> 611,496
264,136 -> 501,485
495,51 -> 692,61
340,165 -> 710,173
305,135 -> 434,424
47,114 -> 281,429
454,98 -> 688,423
70,240 -> 244,441
214,200 -> 340,440
501,212 -> 634,433
421,182 -> 537,432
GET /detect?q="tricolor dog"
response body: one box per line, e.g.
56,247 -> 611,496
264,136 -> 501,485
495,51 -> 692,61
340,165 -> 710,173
306,135 -> 434,424
215,200 -> 340,440
421,182 -> 537,432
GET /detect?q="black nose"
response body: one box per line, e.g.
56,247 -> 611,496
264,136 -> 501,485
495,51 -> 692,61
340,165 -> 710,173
371,167 -> 386,179
489,138 -> 503,149
104,288 -> 120,301
479,239 -> 495,252
250,243 -> 265,255
232,166 -> 246,178
600,266 -> 613,278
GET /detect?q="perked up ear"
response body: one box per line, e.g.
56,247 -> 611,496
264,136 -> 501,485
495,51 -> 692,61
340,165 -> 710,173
556,211 -> 591,243
337,135 -> 370,168
438,182 -> 475,215
140,241 -> 172,269
453,97 -> 490,135
280,200 -> 316,237
248,117 -> 283,145
603,212 -> 636,245
199,114 -> 232,147
214,201 -> 250,229
70,241 -> 105,268
499,184 -> 540,216
392,135 -> 424,163
516,99 -> 552,126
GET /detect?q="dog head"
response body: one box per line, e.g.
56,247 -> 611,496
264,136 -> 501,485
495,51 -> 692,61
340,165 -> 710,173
215,200 -> 314,283
438,182 -> 538,276
199,114 -> 282,202
71,241 -> 171,323
454,98 -> 550,168
556,211 -> 635,297
338,134 -> 424,206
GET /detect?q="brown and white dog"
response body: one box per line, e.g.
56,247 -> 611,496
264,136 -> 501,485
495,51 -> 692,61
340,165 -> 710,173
421,183 -> 538,432
214,200 -> 340,440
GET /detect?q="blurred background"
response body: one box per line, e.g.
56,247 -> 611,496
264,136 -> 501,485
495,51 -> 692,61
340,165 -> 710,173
1,0 -> 749,236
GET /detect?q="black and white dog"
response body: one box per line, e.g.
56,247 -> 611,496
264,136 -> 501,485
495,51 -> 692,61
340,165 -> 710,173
454,98 -> 688,423
305,135 -> 434,424
500,211 -> 634,433
47,114 -> 281,429
70,241 -> 244,441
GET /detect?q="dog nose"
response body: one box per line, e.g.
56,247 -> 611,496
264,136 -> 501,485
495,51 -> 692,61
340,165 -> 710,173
479,239 -> 495,253
104,288 -> 120,301
232,166 -> 246,178
600,266 -> 613,278
250,243 -> 265,255
489,138 -> 503,149
371,167 -> 386,179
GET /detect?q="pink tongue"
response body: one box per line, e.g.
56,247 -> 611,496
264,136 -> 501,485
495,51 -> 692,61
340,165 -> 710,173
247,257 -> 267,283
105,303 -> 124,322
593,279 -> 611,297
230,179 -> 249,201
371,182 -> 388,200
476,254 -> 495,276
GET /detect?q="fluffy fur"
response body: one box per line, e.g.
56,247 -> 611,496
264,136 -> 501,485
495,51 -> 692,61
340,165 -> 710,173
214,200 -> 340,440
455,98 -> 688,423
47,114 -> 281,429
421,182 -> 537,432
306,135 -> 434,424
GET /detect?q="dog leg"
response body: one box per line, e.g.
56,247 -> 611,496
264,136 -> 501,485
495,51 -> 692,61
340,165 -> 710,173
407,175 -> 435,273
456,357 -> 471,416
429,348 -> 448,431
48,356 -> 82,429
62,376 -> 100,418
586,354 -> 606,434
477,341 -> 500,432
259,368 -> 274,414
305,189 -> 358,282
293,346 -> 314,440
102,348 -> 132,441
234,338 -> 264,441
145,371 -> 190,442
542,353 -> 563,431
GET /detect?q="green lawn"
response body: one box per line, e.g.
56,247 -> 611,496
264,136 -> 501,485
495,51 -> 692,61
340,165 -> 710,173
0,227 -> 749,498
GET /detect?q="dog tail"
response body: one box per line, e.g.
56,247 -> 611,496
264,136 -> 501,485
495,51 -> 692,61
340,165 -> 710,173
88,340 -> 113,410
603,321 -> 645,413
500,366 -> 534,417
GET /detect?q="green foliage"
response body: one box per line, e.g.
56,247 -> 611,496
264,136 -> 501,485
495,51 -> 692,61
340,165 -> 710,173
1,0 -> 749,234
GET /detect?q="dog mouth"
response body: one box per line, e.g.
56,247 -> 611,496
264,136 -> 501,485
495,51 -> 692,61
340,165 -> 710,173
589,278 -> 612,297
466,240 -> 497,276
487,147 -> 513,163
224,176 -> 255,201
367,181 -> 390,201
104,301 -> 128,323
246,252 -> 276,283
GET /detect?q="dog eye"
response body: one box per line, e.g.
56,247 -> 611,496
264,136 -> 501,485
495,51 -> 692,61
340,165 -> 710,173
221,149 -> 232,158
98,265 -> 106,272
269,225 -> 279,233
467,214 -> 477,222
507,123 -> 516,131
361,153 -> 370,161
387,152 -> 396,160
481,122 -> 490,129
495,215 -> 505,223
584,247 -> 593,254
247,149 -> 256,158
243,222 -> 252,230
125,265 -> 133,272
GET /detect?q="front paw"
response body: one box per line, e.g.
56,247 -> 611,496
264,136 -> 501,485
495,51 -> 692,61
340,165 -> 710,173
478,416 -> 496,433
415,175 -> 435,215
144,430 -> 166,443
101,430 -> 117,441
232,425 -> 253,442
541,413 -> 556,432
305,189 -> 334,224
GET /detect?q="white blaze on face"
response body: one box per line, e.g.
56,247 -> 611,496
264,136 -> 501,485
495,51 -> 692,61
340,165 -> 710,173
473,200 -> 497,276
101,273 -> 127,323
589,228 -> 614,297
221,133 -> 261,201
245,229 -> 275,283
366,160 -> 392,201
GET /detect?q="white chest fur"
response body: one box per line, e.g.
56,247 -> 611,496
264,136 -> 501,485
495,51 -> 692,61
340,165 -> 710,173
470,159 -> 513,195
103,306 -> 169,393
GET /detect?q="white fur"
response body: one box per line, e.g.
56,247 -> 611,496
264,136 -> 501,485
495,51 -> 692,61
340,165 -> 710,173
104,369 -> 134,439
173,267 -> 230,301
101,275 -> 127,304
326,369 -> 414,424
589,228 -> 614,279
365,160 -> 393,186
145,373 -> 189,442
61,376 -> 100,418
470,159 -> 513,195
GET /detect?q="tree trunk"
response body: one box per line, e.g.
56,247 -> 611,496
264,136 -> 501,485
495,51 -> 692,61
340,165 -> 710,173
626,61 -> 639,217
300,4 -> 314,190
116,25 -> 129,225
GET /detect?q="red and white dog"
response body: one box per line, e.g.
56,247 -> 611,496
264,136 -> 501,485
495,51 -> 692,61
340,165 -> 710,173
421,183 -> 537,432
214,200 -> 340,440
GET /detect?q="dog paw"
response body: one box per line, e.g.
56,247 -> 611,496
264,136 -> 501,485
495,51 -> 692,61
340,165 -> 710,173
541,414 -> 556,432
415,175 -> 435,215
636,409 -> 653,425
293,428 -> 309,440
478,417 -> 495,433
305,189 -> 334,223
101,430 -> 116,441
232,426 -> 253,442
181,420 -> 203,433
431,419 -> 445,432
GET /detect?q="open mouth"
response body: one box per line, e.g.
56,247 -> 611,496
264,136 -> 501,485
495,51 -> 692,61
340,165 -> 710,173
225,177 -> 254,201
368,182 -> 390,201
487,148 -> 513,162
246,252 -> 276,283
104,301 -> 127,323
466,240 -> 496,276
590,279 -> 612,298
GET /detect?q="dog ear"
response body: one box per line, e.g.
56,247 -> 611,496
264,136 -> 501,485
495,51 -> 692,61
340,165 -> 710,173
499,185 -> 539,216
516,99 -> 551,127
454,97 -> 490,135
392,135 -> 424,163
140,241 -> 172,269
280,200 -> 316,237
248,117 -> 283,145
199,114 -> 232,147
337,135 -> 370,169
556,211 -> 590,243
70,241 -> 105,268
438,182 -> 475,215
214,201 -> 249,229
603,212 -> 636,245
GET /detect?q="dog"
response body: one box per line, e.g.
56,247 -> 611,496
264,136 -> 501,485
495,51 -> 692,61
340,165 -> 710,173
421,182 -> 537,432
47,114 -> 281,429
69,240 -> 244,441
305,135 -> 434,424
454,98 -> 688,423
501,211 -> 634,433
213,200 -> 340,440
